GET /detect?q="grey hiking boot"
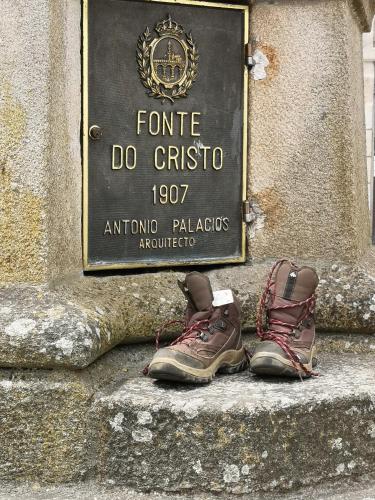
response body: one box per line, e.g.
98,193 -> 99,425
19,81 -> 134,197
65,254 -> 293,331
147,272 -> 248,383
250,259 -> 319,378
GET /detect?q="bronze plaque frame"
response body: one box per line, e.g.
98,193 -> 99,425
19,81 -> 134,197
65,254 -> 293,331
83,0 -> 249,271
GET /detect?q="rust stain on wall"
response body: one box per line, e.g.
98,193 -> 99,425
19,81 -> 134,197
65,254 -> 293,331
256,43 -> 279,82
253,187 -> 286,229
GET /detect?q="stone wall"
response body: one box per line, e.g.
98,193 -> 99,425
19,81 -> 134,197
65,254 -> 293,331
0,2 -> 374,489
0,0 -> 374,367
248,0 -> 372,263
1,0 -> 374,285
0,0 -> 81,285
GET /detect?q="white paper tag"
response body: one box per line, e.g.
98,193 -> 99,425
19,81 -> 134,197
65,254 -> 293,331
212,289 -> 234,307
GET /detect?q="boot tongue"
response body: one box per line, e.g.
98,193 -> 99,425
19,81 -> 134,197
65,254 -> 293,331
270,261 -> 319,333
274,261 -> 319,302
184,272 -> 213,312
187,309 -> 213,327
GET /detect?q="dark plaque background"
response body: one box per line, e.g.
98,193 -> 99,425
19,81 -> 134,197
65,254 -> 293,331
86,0 -> 247,268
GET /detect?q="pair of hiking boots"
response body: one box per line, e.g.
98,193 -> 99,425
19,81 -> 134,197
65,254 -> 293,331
146,259 -> 319,383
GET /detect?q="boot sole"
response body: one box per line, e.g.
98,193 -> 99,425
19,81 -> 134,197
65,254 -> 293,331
148,347 -> 248,384
250,347 -> 317,378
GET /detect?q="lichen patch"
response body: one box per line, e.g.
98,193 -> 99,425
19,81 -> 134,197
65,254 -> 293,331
109,413 -> 124,433
4,318 -> 36,338
131,428 -> 153,443
223,464 -> 240,483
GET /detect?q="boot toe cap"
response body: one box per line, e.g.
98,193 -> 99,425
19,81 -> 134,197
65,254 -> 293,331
150,347 -> 205,368
250,341 -> 309,377
253,341 -> 289,359
147,348 -> 209,383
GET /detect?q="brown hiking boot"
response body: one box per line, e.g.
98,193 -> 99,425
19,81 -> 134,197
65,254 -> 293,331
250,259 -> 319,378
147,272 -> 248,383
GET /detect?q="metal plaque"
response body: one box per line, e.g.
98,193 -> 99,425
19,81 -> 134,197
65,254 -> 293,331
83,0 -> 248,270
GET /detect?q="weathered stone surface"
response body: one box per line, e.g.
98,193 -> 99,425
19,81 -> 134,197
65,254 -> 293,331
248,0 -> 371,262
249,1 -> 375,32
0,344 -> 373,491
94,354 -> 375,495
0,345 -> 140,483
316,258 -> 375,332
0,285 -> 103,369
2,473 -> 375,499
0,271 -> 187,368
0,370 -> 91,483
1,257 -> 375,369
1,0 -> 373,288
351,0 -> 375,31
314,332 -> 375,354
0,0 -> 81,285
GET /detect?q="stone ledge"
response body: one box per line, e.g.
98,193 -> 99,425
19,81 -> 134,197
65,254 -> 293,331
94,353 -> 375,494
0,285 -> 104,369
0,272 -> 187,369
1,256 -> 375,369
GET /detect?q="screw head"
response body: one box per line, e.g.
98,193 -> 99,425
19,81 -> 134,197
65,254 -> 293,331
89,125 -> 103,140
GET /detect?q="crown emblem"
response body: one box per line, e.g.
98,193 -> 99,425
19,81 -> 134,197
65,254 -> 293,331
155,15 -> 184,37
137,15 -> 199,103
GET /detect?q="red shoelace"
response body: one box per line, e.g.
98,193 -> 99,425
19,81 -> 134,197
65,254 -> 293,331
143,318 -> 210,375
256,259 -> 317,378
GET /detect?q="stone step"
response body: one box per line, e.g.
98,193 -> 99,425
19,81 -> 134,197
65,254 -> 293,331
0,334 -> 374,494
2,473 -> 375,499
93,352 -> 375,495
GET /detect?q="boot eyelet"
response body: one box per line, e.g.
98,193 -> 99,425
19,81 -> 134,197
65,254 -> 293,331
293,329 -> 301,339
198,332 -> 209,342
213,320 -> 227,331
